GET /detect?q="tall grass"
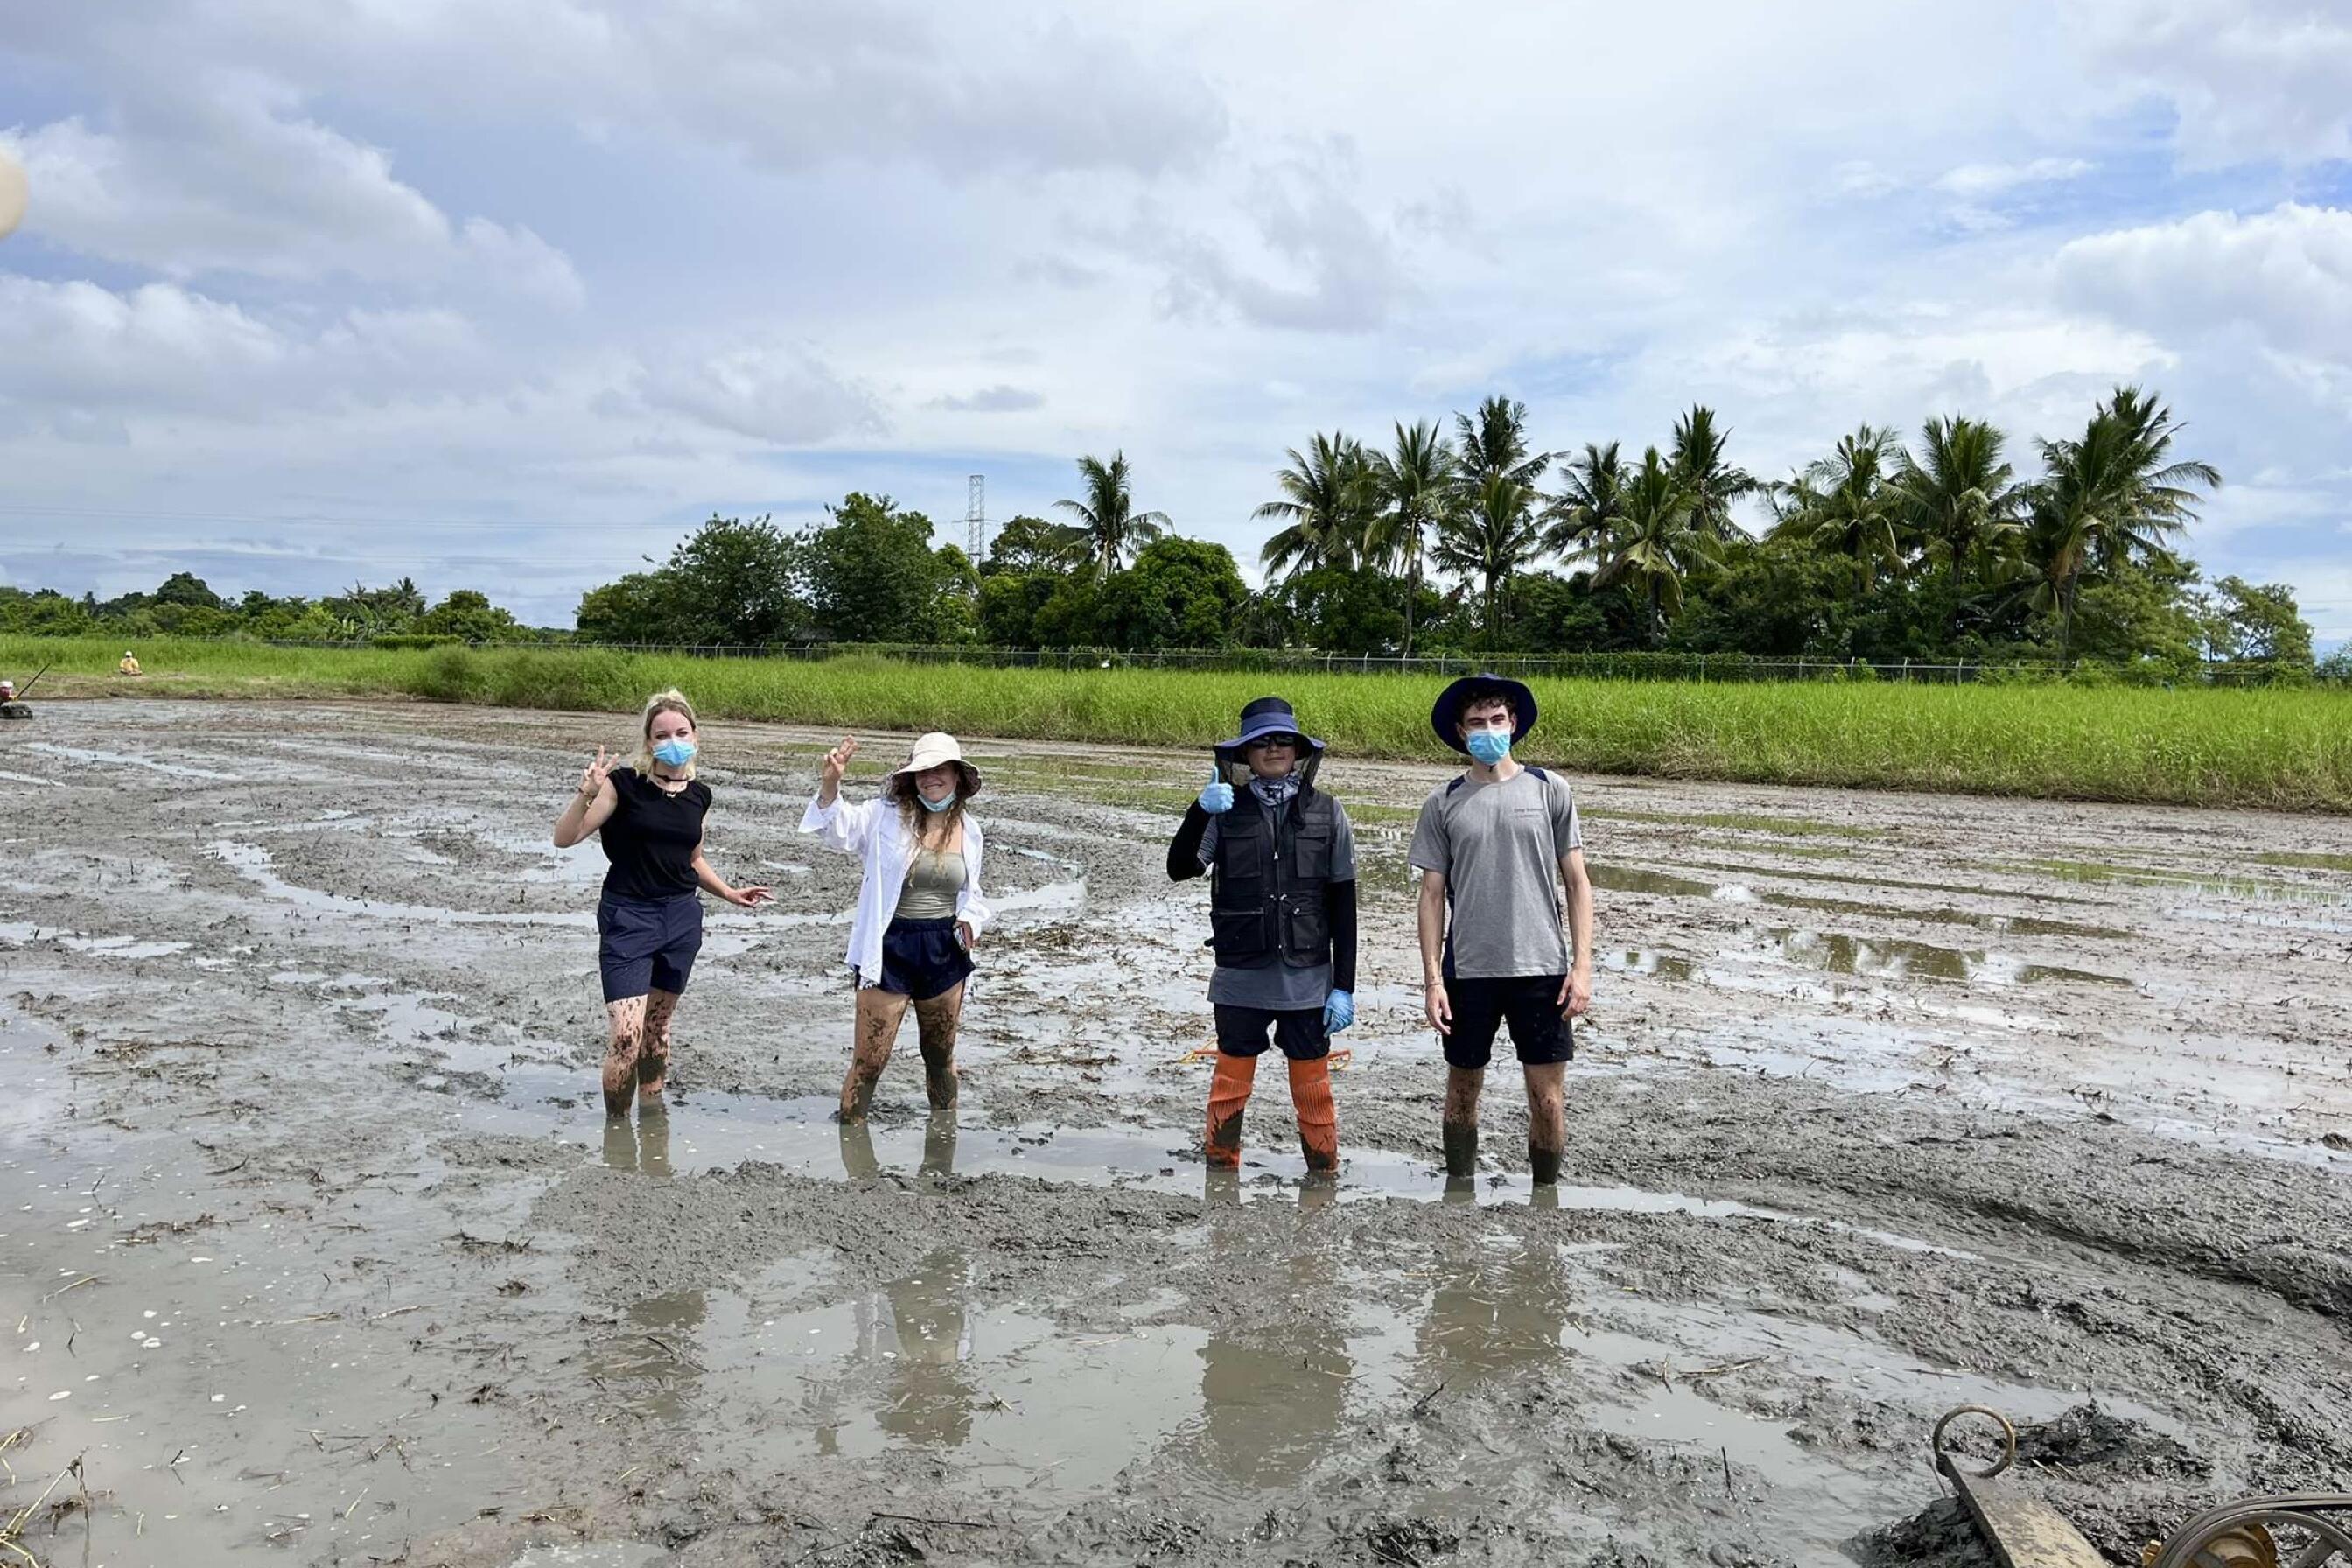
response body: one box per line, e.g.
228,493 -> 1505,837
6,635 -> 2347,810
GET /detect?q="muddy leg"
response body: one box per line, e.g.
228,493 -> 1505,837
1522,1060 -> 1566,1185
1443,1065 -> 1483,1180
839,988 -> 911,1122
638,989 -> 681,1098
1207,1053 -> 1256,1169
912,982 -> 965,1110
603,996 -> 647,1116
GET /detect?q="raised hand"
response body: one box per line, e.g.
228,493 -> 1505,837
579,745 -> 614,799
1198,766 -> 1235,814
820,736 -> 859,793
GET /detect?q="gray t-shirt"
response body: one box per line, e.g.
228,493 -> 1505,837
1199,797 -> 1357,1010
1407,766 -> 1583,979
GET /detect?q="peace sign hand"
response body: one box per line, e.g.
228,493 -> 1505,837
579,745 -> 615,799
820,736 -> 859,791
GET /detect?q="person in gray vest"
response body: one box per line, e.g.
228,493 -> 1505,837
1408,674 -> 1593,1190
1166,696 -> 1357,1176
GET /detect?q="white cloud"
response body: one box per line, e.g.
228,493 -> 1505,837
2074,0 -> 2352,167
631,340 -> 881,446
0,102 -> 582,304
2055,204 -> 2352,362
1934,158 -> 2094,196
929,386 -> 1046,413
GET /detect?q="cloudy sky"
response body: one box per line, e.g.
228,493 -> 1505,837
3,1 -> 2348,644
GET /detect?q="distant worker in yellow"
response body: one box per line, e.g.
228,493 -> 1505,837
119,650 -> 142,676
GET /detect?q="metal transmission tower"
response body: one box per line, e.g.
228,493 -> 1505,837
966,475 -> 987,564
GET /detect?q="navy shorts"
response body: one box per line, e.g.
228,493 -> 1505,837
858,916 -> 974,1002
1214,1004 -> 1330,1062
1442,974 -> 1573,1070
597,893 -> 703,1003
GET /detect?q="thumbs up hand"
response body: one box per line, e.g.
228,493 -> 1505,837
1198,766 -> 1235,814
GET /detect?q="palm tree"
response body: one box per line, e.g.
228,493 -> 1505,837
1594,446 -> 1720,636
1544,440 -> 1628,561
1431,472 -> 1542,642
1769,425 -> 1908,597
1053,452 -> 1170,578
1669,405 -> 1757,542
2024,388 -> 2219,659
1366,419 -> 1455,657
1894,415 -> 2024,644
1453,395 -> 1552,490
1255,431 -> 1379,579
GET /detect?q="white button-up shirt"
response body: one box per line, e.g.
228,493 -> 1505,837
799,792 -> 992,984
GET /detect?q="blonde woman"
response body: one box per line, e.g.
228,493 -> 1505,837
802,732 -> 991,1120
554,690 -> 771,1116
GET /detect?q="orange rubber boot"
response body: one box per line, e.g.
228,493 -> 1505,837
1206,1053 -> 1256,1169
1289,1056 -> 1339,1174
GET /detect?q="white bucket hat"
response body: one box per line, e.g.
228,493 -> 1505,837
889,732 -> 982,796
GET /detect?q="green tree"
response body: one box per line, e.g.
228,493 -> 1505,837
2205,576 -> 2315,671
1256,430 -> 1380,578
1095,536 -> 1250,650
1894,416 -> 2025,646
1669,405 -> 1757,543
1281,566 -> 1406,655
1432,472 -> 1543,642
805,494 -> 956,642
2025,388 -> 2219,660
1452,394 -> 1551,490
1544,441 -> 1628,561
154,571 -> 226,610
1367,419 -> 1456,657
1594,446 -> 1721,637
1769,424 -> 1908,597
659,514 -> 807,645
983,514 -> 1077,577
418,589 -> 526,642
1053,452 -> 1169,578
575,572 -> 669,643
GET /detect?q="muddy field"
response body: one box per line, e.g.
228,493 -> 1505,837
2,700 -> 2346,1568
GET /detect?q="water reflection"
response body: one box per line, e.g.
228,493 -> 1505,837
602,1107 -> 673,1177
1182,1200 -> 1354,1485
587,1285 -> 709,1422
836,1113 -> 961,1182
1418,1232 -> 1577,1383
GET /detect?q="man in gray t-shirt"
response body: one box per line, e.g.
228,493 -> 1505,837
1168,696 -> 1358,1178
1408,674 -> 1595,1189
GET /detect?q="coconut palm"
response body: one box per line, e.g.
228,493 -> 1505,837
1452,395 -> 1552,490
1669,405 -> 1757,542
1769,425 -> 1909,596
1364,419 -> 1456,657
1544,440 -> 1628,561
1053,451 -> 1170,578
1594,446 -> 1720,635
1431,472 -> 1543,642
2023,388 -> 2219,659
1256,431 -> 1381,579
1894,415 -> 2025,643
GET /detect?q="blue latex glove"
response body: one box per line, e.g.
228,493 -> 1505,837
1199,767 -> 1235,814
1323,989 -> 1354,1033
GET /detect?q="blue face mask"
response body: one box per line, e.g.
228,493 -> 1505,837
918,788 -> 957,813
1465,729 -> 1512,766
651,738 -> 696,767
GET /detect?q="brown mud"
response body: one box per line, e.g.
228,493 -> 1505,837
0,701 -> 2346,1568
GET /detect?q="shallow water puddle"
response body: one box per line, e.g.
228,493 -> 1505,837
24,740 -> 248,780
2022,858 -> 2352,906
0,920 -> 192,960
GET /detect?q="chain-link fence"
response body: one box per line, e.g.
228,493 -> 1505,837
250,637 -> 2343,687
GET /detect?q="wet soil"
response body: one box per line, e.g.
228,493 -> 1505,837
1,701 -> 2347,1568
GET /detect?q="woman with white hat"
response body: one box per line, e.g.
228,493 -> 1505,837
802,732 -> 992,1121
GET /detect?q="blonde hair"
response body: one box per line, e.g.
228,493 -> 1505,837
636,689 -> 699,780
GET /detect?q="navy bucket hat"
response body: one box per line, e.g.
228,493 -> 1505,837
1214,696 -> 1324,765
1431,672 -> 1538,754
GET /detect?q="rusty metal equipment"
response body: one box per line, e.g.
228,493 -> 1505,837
1932,1405 -> 2108,1567
2143,1495 -> 2352,1568
1928,1406 -> 2352,1568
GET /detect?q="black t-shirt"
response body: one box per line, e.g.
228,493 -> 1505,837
598,767 -> 711,901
